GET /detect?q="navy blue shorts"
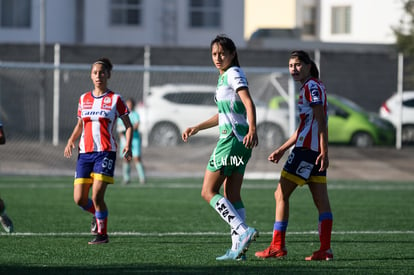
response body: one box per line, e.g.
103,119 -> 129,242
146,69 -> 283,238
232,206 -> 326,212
74,151 -> 116,184
281,147 -> 327,186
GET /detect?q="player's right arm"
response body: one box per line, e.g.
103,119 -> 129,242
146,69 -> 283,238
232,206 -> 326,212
64,118 -> 83,158
268,128 -> 298,164
182,114 -> 218,142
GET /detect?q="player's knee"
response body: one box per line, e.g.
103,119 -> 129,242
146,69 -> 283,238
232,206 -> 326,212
201,189 -> 214,203
91,194 -> 104,206
275,187 -> 292,203
73,196 -> 87,207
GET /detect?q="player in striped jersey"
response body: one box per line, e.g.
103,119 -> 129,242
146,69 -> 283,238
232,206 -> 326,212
64,57 -> 133,244
255,50 -> 333,261
182,35 -> 258,261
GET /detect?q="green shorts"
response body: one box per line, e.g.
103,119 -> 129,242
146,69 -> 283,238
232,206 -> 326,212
207,135 -> 252,176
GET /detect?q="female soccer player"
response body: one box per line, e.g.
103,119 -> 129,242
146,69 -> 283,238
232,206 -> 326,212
117,98 -> 146,184
255,50 -> 333,261
182,35 -> 259,261
64,57 -> 133,244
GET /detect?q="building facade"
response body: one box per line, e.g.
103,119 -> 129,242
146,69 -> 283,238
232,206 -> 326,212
0,0 -> 245,47
0,0 -> 406,48
245,0 -> 404,46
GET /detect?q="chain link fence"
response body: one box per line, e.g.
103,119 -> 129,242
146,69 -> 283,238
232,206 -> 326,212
0,61 -> 291,178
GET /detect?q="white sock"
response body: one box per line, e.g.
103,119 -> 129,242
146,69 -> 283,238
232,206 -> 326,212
231,207 -> 246,251
210,194 -> 247,235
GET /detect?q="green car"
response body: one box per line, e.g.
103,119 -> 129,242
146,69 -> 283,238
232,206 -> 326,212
269,94 -> 395,147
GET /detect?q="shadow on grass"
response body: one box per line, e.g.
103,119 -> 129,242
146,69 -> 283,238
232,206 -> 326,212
0,264 -> 403,275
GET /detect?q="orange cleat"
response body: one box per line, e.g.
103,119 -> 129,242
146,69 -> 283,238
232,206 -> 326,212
305,249 -> 333,261
255,246 -> 287,259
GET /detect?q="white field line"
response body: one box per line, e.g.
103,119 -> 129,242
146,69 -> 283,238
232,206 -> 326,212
0,183 -> 413,190
1,230 -> 413,237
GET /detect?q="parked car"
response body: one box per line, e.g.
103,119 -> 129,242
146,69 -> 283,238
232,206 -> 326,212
269,94 -> 395,147
379,91 -> 414,144
138,84 -> 289,148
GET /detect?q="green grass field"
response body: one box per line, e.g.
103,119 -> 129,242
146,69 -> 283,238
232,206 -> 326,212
0,176 -> 413,274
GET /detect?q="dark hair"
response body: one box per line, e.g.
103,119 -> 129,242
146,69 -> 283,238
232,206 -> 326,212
290,50 -> 319,78
126,98 -> 136,108
93,57 -> 113,73
210,34 -> 240,67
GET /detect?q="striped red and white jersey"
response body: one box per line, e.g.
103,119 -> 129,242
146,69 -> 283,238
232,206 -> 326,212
77,90 -> 129,153
295,77 -> 328,152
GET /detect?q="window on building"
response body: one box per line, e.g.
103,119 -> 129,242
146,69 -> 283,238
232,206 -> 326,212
189,0 -> 221,28
331,6 -> 351,34
110,0 -> 142,26
303,5 -> 316,36
0,0 -> 31,28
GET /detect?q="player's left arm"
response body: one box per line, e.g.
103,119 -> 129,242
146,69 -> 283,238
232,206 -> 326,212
313,104 -> 329,171
120,114 -> 133,161
238,87 -> 258,149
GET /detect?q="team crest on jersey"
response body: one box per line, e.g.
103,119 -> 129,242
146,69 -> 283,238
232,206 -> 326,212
101,96 -> 113,110
218,77 -> 224,86
83,98 -> 93,109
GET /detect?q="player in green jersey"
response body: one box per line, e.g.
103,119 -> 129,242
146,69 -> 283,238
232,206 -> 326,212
182,35 -> 259,261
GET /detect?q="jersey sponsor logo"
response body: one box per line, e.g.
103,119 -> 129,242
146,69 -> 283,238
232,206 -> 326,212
296,160 -> 314,179
82,110 -> 109,117
211,154 -> 245,168
234,76 -> 248,86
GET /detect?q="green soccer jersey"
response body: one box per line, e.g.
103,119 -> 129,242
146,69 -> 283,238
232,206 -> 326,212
215,66 -> 249,142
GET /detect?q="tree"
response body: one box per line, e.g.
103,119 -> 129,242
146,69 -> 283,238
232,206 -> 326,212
394,0 -> 414,54
393,0 -> 414,87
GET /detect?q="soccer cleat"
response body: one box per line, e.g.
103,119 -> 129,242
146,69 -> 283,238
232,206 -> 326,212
305,249 -> 334,261
90,216 -> 98,235
235,227 -> 258,259
255,246 -> 287,259
0,214 -> 13,233
88,234 -> 109,244
216,249 -> 246,261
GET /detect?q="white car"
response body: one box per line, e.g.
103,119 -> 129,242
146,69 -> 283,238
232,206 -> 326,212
138,84 -> 289,148
379,91 -> 414,144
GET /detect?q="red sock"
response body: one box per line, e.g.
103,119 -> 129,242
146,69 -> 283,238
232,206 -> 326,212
319,219 -> 333,251
271,230 -> 286,249
87,204 -> 95,215
97,217 -> 108,235
82,199 -> 95,215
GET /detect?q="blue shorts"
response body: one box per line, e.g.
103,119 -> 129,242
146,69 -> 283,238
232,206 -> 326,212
74,152 -> 116,185
281,147 -> 327,186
